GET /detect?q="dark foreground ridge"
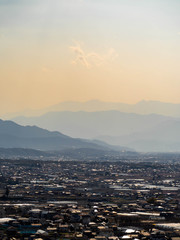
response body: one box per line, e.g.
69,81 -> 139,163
0,147 -> 138,161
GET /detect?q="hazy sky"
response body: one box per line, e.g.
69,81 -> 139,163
0,0 -> 180,114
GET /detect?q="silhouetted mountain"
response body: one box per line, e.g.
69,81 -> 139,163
0,119 -> 130,152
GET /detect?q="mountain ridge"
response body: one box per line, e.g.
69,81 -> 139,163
0,119 -> 130,152
3,99 -> 180,118
12,110 -> 174,139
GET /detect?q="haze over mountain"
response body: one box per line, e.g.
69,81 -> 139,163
98,119 -> 180,152
12,110 -> 180,152
0,119 -> 129,152
44,100 -> 180,118
13,111 -> 174,138
3,100 -> 180,119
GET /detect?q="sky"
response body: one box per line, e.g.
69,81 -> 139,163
0,0 -> 180,115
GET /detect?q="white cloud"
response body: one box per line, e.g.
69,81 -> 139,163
69,42 -> 118,68
70,44 -> 90,68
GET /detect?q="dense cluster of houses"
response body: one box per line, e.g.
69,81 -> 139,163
0,159 -> 180,239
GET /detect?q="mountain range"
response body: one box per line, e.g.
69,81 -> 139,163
12,111 -> 180,152
2,99 -> 180,153
3,100 -> 180,118
46,100 -> 180,117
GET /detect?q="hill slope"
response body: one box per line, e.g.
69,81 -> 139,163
0,119 -> 129,152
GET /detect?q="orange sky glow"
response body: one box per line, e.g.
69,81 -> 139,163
0,0 -> 180,115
